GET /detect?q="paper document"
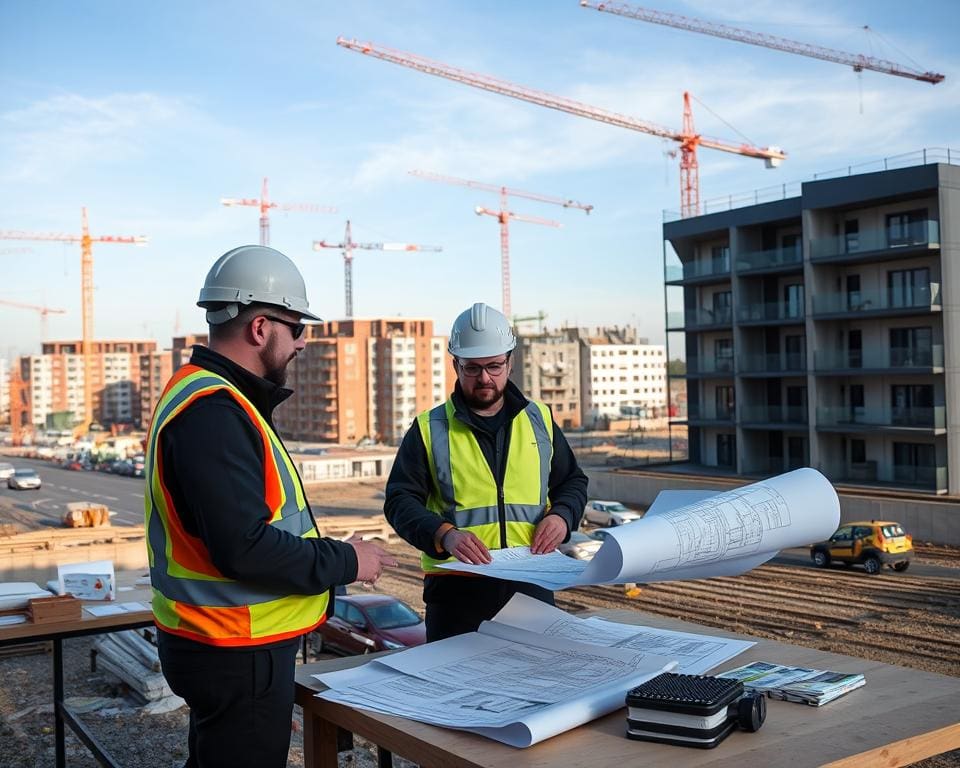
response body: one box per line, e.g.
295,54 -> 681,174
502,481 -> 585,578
84,601 -> 149,617
314,594 -> 754,747
438,468 -> 840,587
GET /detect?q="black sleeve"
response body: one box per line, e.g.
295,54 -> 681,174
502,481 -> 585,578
545,420 -> 588,540
383,421 -> 449,556
161,395 -> 358,595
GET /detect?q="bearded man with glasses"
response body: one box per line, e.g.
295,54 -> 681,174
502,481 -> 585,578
385,302 -> 588,641
145,245 -> 396,768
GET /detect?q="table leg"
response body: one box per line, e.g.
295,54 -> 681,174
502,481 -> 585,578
302,707 -> 341,767
377,746 -> 394,767
53,637 -> 65,768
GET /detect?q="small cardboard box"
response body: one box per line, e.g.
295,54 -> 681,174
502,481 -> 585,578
28,595 -> 82,623
62,573 -> 113,601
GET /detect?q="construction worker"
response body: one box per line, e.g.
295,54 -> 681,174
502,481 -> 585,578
385,302 -> 588,641
145,245 -> 396,768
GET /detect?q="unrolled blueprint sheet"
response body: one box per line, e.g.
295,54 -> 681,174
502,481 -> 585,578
314,597 -> 678,747
493,593 -> 754,674
438,467 -> 840,588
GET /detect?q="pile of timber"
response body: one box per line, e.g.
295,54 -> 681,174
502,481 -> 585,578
314,514 -> 396,542
94,629 -> 181,709
0,526 -> 145,555
62,501 -> 111,528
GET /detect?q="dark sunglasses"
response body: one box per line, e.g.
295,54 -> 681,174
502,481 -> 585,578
262,315 -> 306,340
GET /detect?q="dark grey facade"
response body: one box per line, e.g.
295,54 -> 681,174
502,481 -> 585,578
664,160 -> 960,494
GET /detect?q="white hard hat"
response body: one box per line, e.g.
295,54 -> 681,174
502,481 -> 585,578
448,302 -> 516,359
197,245 -> 321,325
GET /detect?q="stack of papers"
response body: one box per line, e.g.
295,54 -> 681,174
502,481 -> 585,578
314,594 -> 754,747
718,661 -> 865,706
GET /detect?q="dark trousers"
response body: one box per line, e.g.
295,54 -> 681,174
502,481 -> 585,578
424,575 -> 555,642
157,632 -> 300,768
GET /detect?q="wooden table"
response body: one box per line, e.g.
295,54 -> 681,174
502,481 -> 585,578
295,609 -> 960,768
0,585 -> 154,768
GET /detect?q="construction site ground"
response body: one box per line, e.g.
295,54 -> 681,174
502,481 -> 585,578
0,480 -> 958,767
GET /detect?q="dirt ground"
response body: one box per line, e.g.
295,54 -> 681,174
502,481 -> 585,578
1,480 -> 958,767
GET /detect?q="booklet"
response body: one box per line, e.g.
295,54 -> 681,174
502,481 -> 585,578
718,661 -> 865,706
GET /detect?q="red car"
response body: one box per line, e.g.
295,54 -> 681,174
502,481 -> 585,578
314,594 -> 426,655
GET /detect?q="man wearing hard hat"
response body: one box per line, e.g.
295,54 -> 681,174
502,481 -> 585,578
385,302 -> 588,640
145,245 -> 396,768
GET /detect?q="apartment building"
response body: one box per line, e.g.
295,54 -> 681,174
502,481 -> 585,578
277,318 -> 453,445
664,156 -> 959,493
0,359 -> 9,425
568,327 -> 667,428
511,331 -> 582,429
138,334 -> 207,429
13,340 -> 157,428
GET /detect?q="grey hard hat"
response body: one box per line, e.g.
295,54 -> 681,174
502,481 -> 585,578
197,245 -> 321,325
448,302 -> 516,359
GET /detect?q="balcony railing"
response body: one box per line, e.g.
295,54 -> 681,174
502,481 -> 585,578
736,246 -> 802,272
739,405 -> 808,424
814,345 -> 944,370
737,302 -> 805,323
810,220 -> 940,260
686,405 -> 736,422
686,357 -> 734,375
892,464 -> 947,490
811,283 -> 941,315
664,259 -> 731,282
739,352 -> 807,373
666,307 -> 733,329
817,406 -> 945,429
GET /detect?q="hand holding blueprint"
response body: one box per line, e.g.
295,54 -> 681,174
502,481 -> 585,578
438,468 -> 840,589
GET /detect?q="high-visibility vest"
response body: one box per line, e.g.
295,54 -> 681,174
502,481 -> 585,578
144,364 -> 330,646
416,397 -> 554,574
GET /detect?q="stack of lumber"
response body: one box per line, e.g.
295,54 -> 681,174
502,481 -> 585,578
314,514 -> 396,542
94,630 -> 178,705
0,527 -> 145,554
62,501 -> 111,528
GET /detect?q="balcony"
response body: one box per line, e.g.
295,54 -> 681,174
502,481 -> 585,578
814,345 -> 944,373
816,406 -> 945,432
684,404 -> 736,424
739,404 -> 808,426
738,352 -> 807,375
809,220 -> 940,264
665,307 -> 733,331
664,259 -> 731,285
736,246 -> 802,274
811,284 -> 941,318
683,357 -> 734,377
892,464 -> 947,491
737,302 -> 805,325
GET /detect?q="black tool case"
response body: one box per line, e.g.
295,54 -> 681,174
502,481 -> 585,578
625,672 -> 744,748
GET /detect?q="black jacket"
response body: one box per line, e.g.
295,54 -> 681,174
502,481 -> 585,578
384,380 -> 588,559
158,346 -> 358,603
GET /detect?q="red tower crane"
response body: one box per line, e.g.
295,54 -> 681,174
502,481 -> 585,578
221,177 -> 337,246
580,1 -> 945,85
0,208 -> 147,430
313,220 -> 443,318
410,171 -> 592,318
337,37 -> 785,219
0,299 -> 66,340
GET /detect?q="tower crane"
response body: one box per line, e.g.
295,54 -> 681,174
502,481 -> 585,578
313,220 -> 443,318
0,299 -> 66,340
580,1 -> 945,85
0,208 -> 147,430
410,171 -> 592,318
337,38 -> 785,219
221,177 -> 337,246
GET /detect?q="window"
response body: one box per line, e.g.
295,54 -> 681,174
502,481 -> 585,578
889,327 -> 933,367
891,384 -> 934,426
888,268 -> 930,308
712,291 -> 732,323
844,219 -> 859,253
848,330 -> 862,368
893,442 -> 936,485
886,209 -> 927,247
784,283 -> 804,319
714,339 -> 733,372
846,274 -> 861,310
850,439 -> 866,464
849,384 -> 865,422
711,245 -> 730,273
715,386 -> 735,419
785,335 -> 805,370
781,233 -> 801,260
716,434 -> 736,467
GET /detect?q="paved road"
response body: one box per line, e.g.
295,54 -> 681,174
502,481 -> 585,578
771,547 -> 958,580
0,457 -> 145,528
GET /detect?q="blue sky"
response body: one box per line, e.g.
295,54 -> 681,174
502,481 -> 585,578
1,0 -> 958,360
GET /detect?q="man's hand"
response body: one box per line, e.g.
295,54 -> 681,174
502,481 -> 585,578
531,514 -> 568,554
349,537 -> 399,584
441,529 -> 492,565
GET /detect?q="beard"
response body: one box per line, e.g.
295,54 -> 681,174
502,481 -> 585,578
262,335 -> 296,387
461,379 -> 506,411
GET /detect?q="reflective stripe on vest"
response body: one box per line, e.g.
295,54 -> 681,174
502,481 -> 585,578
145,365 -> 329,646
416,397 -> 553,573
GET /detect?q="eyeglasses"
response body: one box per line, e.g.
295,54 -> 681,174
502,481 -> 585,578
458,358 -> 509,377
262,316 -> 306,340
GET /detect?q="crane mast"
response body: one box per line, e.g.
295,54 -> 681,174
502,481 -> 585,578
580,1 -> 944,84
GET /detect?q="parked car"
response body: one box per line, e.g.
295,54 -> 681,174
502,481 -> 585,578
0,462 -> 15,480
8,469 -> 42,490
314,594 -> 426,655
557,531 -> 603,561
810,520 -> 913,574
584,500 -> 643,527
